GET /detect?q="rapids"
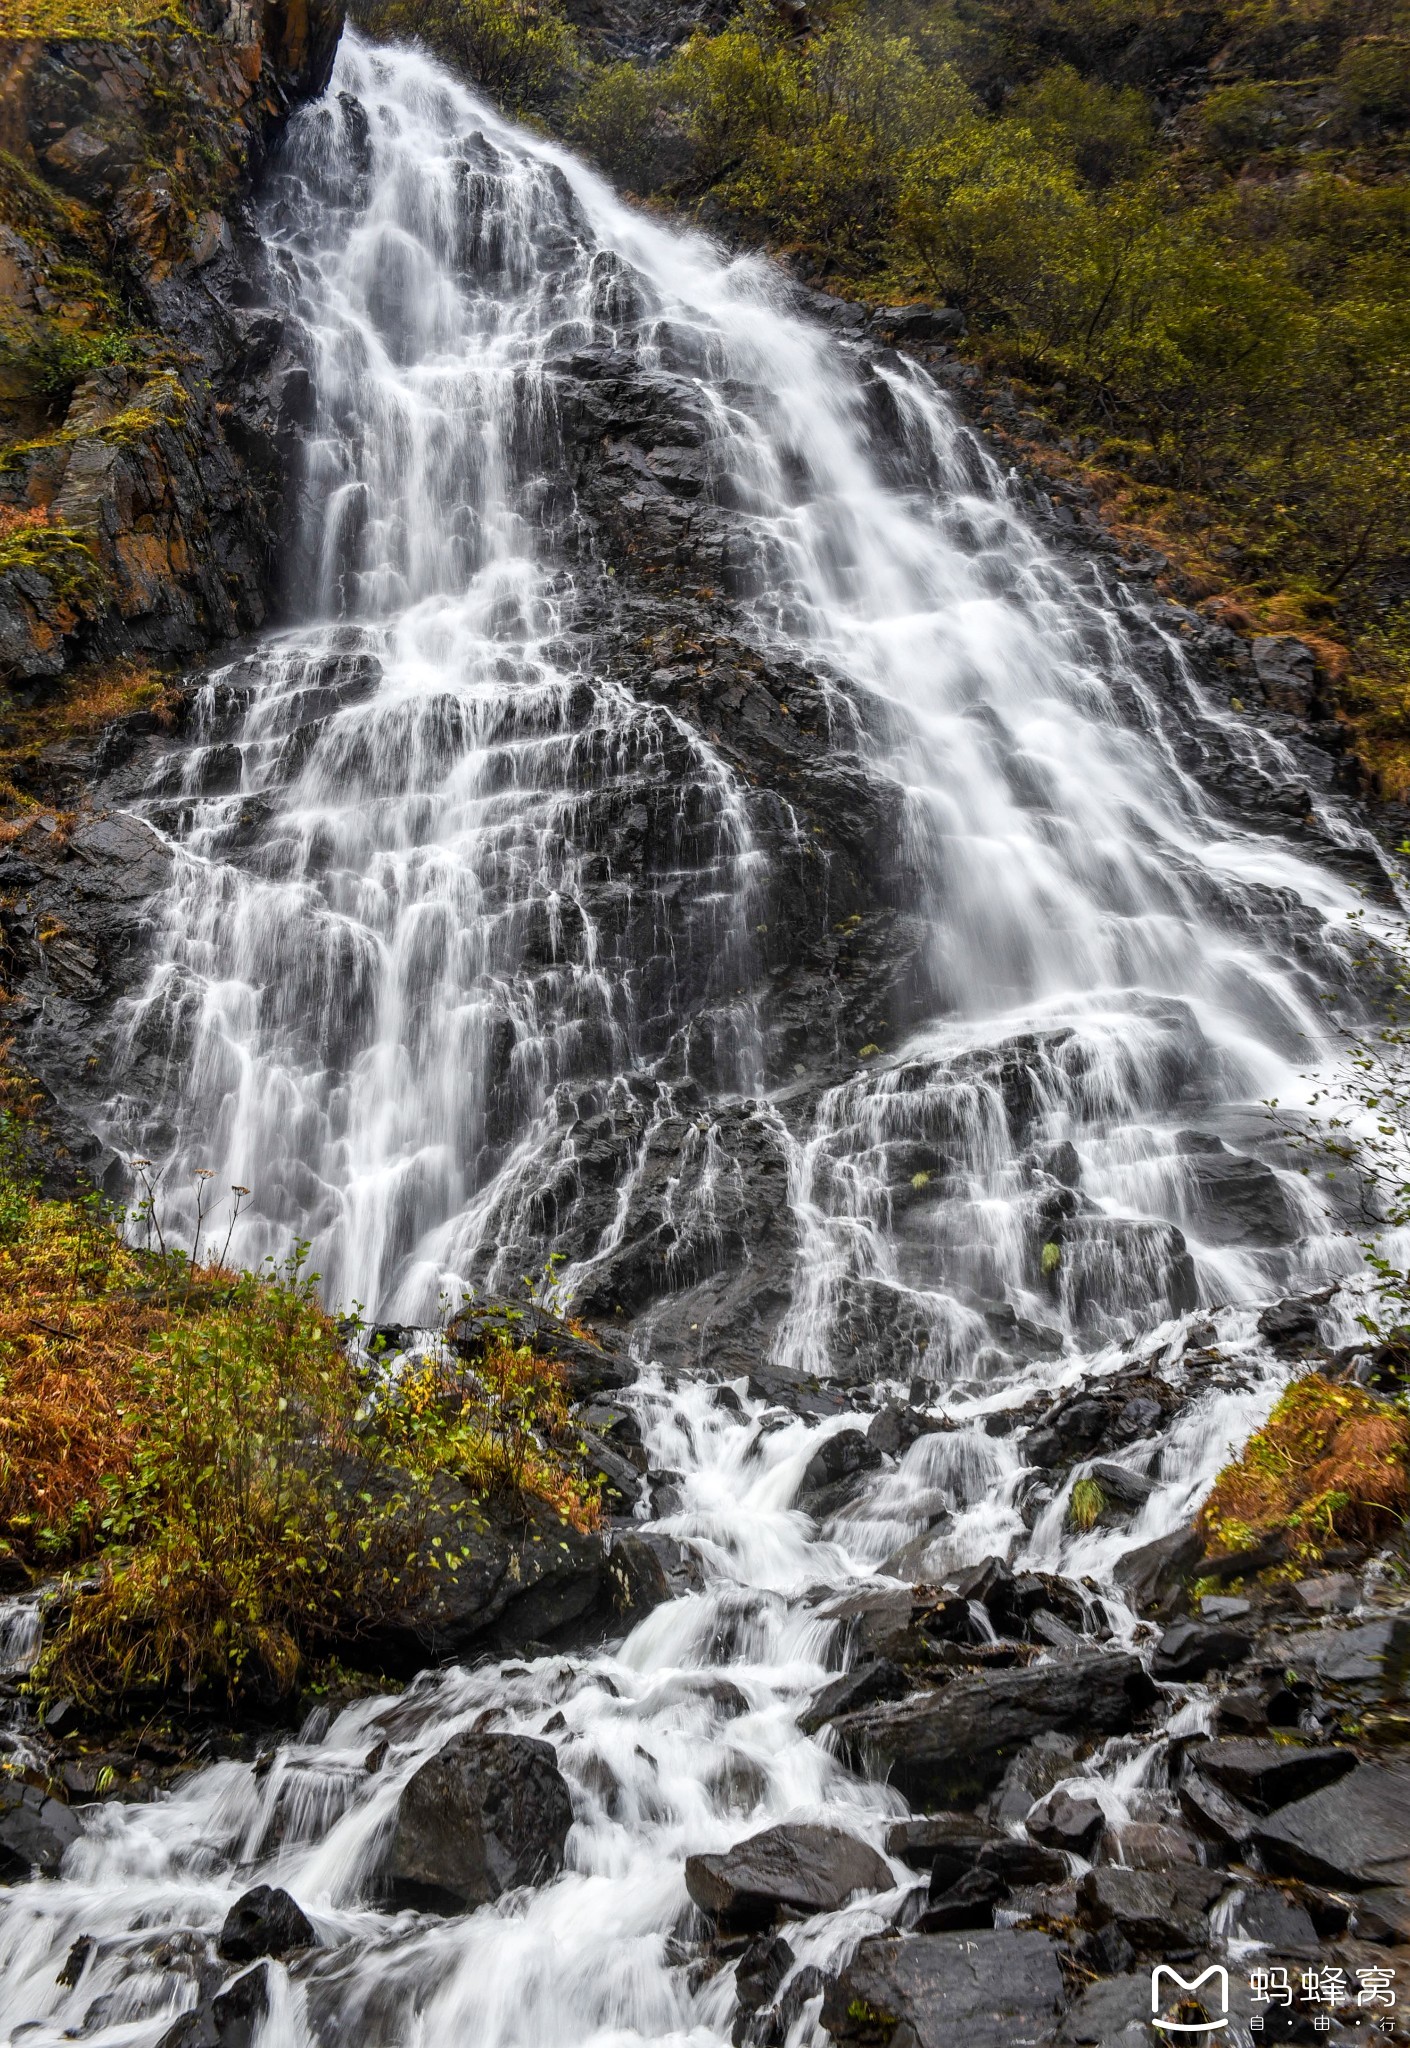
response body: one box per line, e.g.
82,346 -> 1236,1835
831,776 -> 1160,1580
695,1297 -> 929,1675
0,31 -> 1394,2048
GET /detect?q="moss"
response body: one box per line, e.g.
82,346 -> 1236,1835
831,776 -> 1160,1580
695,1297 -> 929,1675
1199,1372 -> 1410,1561
1069,1476 -> 1106,1531
0,0 -> 190,37
0,514 -> 101,603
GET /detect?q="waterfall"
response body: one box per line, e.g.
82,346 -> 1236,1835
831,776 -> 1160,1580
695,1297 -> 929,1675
0,31 -> 1388,2048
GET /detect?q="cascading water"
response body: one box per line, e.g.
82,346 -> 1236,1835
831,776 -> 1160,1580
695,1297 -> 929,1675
0,30 -> 1396,2048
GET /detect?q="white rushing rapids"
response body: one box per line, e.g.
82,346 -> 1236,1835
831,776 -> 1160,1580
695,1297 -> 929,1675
0,30 -> 1392,2048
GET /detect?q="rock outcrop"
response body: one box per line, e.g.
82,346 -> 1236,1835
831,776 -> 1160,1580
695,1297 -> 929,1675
0,0 -> 343,682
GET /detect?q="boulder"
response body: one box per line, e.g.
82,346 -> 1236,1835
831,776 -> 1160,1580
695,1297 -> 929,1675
685,1822 -> 892,1929
1027,1786 -> 1105,1856
799,1658 -> 911,1734
0,1779 -> 81,1882
736,1933 -> 793,2013
867,1403 -> 945,1458
1251,636 -> 1318,716
1112,1528 -> 1200,1615
1190,1737 -> 1355,1812
1177,1767 -> 1258,1853
1252,1763 -> 1410,1889
885,1812 -> 997,1882
1293,1616 -> 1410,1693
917,1864 -> 1006,1930
798,1428 -> 883,1513
1257,1298 -> 1323,1352
1077,1866 -> 1226,1952
217,1885 -> 316,1962
364,1733 -> 573,1915
1056,1973 -> 1152,2046
353,1483 -> 610,1671
870,303 -> 966,345
1151,1618 -> 1251,1680
831,1652 -> 1154,1808
156,1963 -> 271,2048
821,1929 -> 1065,2048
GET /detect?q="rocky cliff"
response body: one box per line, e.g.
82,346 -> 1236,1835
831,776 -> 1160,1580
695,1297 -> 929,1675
0,0 -> 343,684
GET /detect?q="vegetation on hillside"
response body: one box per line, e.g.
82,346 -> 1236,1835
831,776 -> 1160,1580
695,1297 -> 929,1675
1199,1371 -> 1409,1560
351,0 -> 1410,789
0,1106 -> 597,1710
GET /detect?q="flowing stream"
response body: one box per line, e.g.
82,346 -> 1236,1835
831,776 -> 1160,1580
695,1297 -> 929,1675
0,32 -> 1393,2048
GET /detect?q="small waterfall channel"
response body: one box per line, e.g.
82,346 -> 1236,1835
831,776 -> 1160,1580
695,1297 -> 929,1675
0,33 -> 1398,2048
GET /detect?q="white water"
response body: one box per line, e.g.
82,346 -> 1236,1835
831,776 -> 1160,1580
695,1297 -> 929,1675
0,33 -> 1391,2048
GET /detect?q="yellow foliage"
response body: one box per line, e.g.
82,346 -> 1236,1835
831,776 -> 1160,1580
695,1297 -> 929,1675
1199,1372 -> 1410,1560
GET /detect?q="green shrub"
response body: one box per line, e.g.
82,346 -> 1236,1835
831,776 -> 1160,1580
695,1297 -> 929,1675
354,0 -> 580,111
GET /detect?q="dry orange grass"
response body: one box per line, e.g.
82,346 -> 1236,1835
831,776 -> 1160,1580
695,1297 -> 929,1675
1199,1372 -> 1410,1560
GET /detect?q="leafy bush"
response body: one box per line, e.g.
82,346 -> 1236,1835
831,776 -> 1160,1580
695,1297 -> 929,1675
352,0 -> 579,111
0,1118 -> 598,1707
1337,36 -> 1410,126
1199,1373 -> 1409,1559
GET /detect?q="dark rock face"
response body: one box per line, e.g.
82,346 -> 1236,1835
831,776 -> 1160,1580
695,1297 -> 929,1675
831,1652 -> 1153,1808
351,1486 -> 613,1675
1151,1618 -> 1251,1681
364,1732 -> 573,1914
821,1929 -> 1066,2048
684,1821 -> 892,1929
1252,1763 -> 1410,1889
0,0 -> 344,683
0,1778 -> 81,1882
1028,1785 -> 1105,1855
1190,1737 -> 1355,1812
156,1961 -> 271,2048
217,1884 -> 316,1961
1077,1866 -> 1227,1953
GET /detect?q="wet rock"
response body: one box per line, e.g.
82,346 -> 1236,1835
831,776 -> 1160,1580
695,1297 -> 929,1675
736,1933 -> 793,2012
797,1428 -> 883,1512
157,1962 -> 271,2048
867,1403 -> 944,1458
364,1732 -> 573,1915
448,1300 -> 634,1399
1076,1865 -> 1226,1952
916,1863 -> 1006,1930
1099,1821 -> 1200,1869
1027,1786 -> 1105,1855
606,1531 -> 695,1619
0,1778 -> 80,1882
1189,1737 -> 1355,1812
1293,1573 -> 1360,1614
217,1885 -> 316,1962
821,1928 -> 1065,2048
1177,1766 -> 1258,1853
1112,1527 -> 1200,1615
1084,1461 -> 1158,1510
1180,1144 -> 1299,1247
831,1651 -> 1153,1808
870,304 -> 966,345
798,1657 -> 911,1734
1257,1298 -> 1324,1352
1252,637 -> 1319,717
1287,1616 -> 1410,1693
1056,1973 -> 1151,2046
885,1811 -> 997,1882
1151,1618 -> 1251,1680
352,1483 -> 609,1672
1224,1883 -> 1319,1952
1252,1762 -> 1410,1888
685,1822 -> 893,1929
